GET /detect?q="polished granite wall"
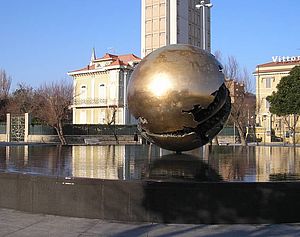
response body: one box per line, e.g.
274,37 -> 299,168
1,172 -> 300,224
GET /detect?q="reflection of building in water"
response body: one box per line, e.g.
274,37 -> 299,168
210,146 -> 300,182
71,145 -> 164,180
207,146 -> 257,182
2,146 -> 73,176
124,145 -> 159,180
255,146 -> 300,181
72,145 -> 125,179
5,146 -> 27,169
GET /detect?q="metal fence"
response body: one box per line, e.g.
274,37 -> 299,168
63,124 -> 139,136
218,127 -> 238,136
30,125 -> 56,135
0,122 -> 6,134
29,124 -> 139,136
28,124 -> 247,139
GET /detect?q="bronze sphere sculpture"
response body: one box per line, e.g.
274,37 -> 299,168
127,44 -> 231,151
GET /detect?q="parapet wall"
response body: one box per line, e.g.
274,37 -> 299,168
26,135 -> 140,144
1,172 -> 300,224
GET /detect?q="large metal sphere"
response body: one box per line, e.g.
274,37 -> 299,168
127,44 -> 231,151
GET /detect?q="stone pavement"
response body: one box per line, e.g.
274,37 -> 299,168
0,208 -> 300,237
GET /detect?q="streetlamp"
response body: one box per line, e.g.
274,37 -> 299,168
195,1 -> 213,51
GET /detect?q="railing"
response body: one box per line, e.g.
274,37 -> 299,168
29,124 -> 138,136
218,126 -> 238,136
73,98 -> 123,106
30,124 -> 56,135
63,124 -> 138,136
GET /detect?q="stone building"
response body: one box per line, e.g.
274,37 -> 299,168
68,50 -> 141,125
224,79 -> 256,141
225,79 -> 245,104
253,58 -> 300,143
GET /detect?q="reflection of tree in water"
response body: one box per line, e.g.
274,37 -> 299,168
208,146 -> 255,182
54,145 -> 72,177
0,147 -> 7,170
268,147 -> 300,181
0,146 -> 73,177
254,146 -> 300,181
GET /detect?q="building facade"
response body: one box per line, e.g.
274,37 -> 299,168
225,79 -> 245,104
254,59 -> 300,143
141,0 -> 211,57
225,79 -> 256,141
68,50 -> 141,125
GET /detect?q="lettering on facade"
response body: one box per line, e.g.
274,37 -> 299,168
272,55 -> 300,63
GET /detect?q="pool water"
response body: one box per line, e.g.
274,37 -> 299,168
0,144 -> 300,182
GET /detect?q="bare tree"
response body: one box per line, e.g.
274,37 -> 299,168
215,52 -> 255,146
223,56 -> 240,81
0,69 -> 11,98
106,106 -> 117,125
34,80 -> 73,145
106,105 -> 119,144
0,69 -> 12,120
7,83 -> 35,115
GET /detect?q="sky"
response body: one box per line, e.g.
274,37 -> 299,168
0,0 -> 299,91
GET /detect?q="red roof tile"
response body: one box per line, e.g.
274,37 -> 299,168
109,58 -> 129,66
118,54 -> 141,63
69,52 -> 141,74
99,53 -> 118,60
69,64 -> 96,73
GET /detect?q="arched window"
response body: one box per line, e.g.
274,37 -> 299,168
99,84 -> 106,100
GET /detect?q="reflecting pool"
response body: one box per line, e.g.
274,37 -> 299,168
0,144 -> 300,182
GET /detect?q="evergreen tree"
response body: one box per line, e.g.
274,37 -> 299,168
267,66 -> 300,145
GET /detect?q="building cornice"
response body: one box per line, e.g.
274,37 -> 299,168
253,70 -> 290,76
68,68 -> 106,76
67,65 -> 130,77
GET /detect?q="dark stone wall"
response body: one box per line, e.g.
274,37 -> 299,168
0,172 -> 300,224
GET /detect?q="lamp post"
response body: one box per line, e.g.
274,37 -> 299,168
195,1 -> 213,51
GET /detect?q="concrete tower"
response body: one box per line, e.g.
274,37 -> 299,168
141,0 -> 212,58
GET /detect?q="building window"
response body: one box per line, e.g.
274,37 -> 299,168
80,85 -> 87,99
265,77 -> 273,88
99,84 -> 106,100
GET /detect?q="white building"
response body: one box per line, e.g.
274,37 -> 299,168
68,50 -> 141,125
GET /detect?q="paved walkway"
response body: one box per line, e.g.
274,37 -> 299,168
0,208 -> 300,237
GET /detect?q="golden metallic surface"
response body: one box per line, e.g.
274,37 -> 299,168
127,44 -> 231,151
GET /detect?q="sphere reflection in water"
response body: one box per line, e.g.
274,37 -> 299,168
144,153 -> 222,182
127,44 -> 231,151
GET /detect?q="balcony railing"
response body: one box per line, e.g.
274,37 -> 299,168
73,98 -> 124,107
